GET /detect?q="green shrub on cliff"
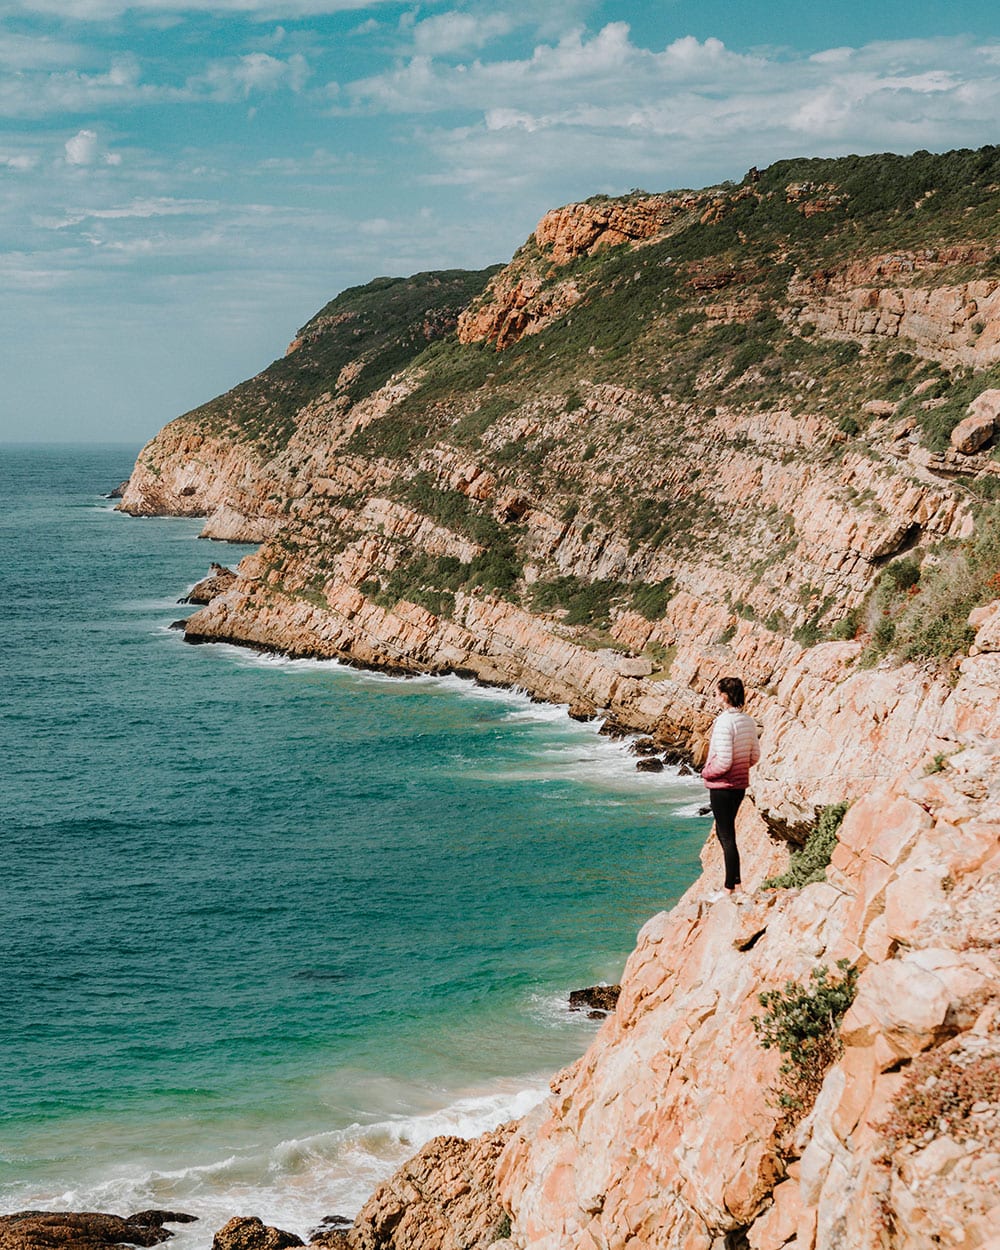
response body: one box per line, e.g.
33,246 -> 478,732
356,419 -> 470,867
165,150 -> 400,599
858,505 -> 1000,665
191,268 -> 500,453
752,959 -> 859,1124
762,802 -> 849,890
529,575 -> 621,628
630,579 -> 674,621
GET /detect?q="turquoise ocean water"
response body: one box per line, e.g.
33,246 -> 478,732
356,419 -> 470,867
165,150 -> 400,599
1,444 -> 709,1242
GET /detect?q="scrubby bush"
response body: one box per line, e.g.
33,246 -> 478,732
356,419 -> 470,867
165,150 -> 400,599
837,414 -> 861,437
530,576 -> 622,627
860,507 -> 1000,664
830,608 -> 860,640
752,959 -> 859,1124
763,802 -> 849,889
630,579 -> 674,621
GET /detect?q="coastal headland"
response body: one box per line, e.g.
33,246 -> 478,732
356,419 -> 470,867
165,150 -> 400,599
112,148 -> 1000,1248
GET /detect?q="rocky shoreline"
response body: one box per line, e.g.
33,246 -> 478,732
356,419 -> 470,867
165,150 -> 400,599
83,546 -> 999,1249
99,151 -> 1000,1246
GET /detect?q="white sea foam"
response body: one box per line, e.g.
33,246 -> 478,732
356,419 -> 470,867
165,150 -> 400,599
525,987 -> 607,1032
2,1081 -> 550,1250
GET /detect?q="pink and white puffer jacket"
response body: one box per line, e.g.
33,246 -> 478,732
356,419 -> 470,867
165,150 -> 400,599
702,709 -> 761,790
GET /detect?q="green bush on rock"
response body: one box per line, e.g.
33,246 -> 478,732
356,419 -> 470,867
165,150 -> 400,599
763,802 -> 849,890
752,959 -> 859,1125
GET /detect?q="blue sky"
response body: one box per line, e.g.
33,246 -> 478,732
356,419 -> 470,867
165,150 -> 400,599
3,0 -> 1000,443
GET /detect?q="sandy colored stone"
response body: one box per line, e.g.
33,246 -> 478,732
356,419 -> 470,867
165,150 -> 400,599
347,1127 -> 514,1250
951,410 -> 997,454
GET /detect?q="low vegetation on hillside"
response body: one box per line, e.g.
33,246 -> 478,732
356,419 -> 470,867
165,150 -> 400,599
171,146 -> 1000,667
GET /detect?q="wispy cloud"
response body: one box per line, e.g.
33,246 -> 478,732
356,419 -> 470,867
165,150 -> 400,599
0,30 -> 85,69
408,12 -> 517,57
342,26 -> 1000,193
0,55 -> 162,117
0,0 -> 398,18
191,50 -> 311,98
0,46 -> 314,117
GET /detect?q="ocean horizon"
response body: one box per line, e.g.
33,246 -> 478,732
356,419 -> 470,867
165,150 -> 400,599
1,443 -> 709,1245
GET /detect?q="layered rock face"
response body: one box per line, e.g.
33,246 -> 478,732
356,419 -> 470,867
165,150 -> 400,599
120,148 -> 1000,1248
496,607 -> 1000,1250
313,610 -> 998,1250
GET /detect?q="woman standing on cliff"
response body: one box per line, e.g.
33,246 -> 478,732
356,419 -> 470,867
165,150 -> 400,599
702,676 -> 760,897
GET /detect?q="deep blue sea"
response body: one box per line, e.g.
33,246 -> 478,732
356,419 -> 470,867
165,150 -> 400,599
1,444 -> 709,1242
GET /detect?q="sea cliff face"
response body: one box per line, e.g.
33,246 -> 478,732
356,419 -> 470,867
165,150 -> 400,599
496,611 -> 1000,1250
120,148 -> 1000,1248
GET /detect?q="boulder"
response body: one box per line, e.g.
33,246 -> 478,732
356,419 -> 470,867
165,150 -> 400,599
968,387 -> 1000,423
0,1212 -> 195,1250
180,563 -> 238,605
950,391 -> 999,453
351,1127 -> 514,1250
212,1218 -> 303,1250
629,737 -> 659,756
636,756 -> 665,772
569,985 -> 621,1014
862,400 -> 896,417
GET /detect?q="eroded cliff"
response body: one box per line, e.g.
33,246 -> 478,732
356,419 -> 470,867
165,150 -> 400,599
119,146 -> 1000,1248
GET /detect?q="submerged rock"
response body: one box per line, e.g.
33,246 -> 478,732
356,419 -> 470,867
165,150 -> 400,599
307,1217 -> 352,1249
127,1215 -> 197,1231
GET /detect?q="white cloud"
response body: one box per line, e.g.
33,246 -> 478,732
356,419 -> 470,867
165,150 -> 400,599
0,31 -> 84,69
61,126 -> 123,166
485,107 -> 539,132
0,42 -> 314,118
1,151 -> 38,169
410,12 -> 515,57
339,26 -> 1000,199
65,127 -> 98,163
57,196 -> 221,225
194,50 -> 311,98
0,55 -> 161,118
346,26 -> 765,114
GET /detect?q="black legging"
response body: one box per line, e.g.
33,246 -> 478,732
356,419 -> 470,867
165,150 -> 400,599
709,788 -> 746,890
